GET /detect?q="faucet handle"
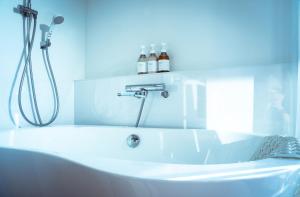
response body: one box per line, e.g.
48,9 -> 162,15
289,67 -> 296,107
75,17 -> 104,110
161,91 -> 169,98
134,89 -> 148,98
117,89 -> 148,99
117,92 -> 136,97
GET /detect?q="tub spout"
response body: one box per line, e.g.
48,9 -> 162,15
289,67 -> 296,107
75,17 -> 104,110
117,89 -> 148,127
118,83 -> 169,127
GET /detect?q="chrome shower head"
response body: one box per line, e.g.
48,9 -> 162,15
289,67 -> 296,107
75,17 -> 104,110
47,15 -> 64,39
52,15 -> 64,25
49,15 -> 64,31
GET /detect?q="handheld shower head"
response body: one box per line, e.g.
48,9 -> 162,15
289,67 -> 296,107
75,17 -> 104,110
47,15 -> 64,38
49,15 -> 64,31
40,15 -> 64,49
52,15 -> 64,25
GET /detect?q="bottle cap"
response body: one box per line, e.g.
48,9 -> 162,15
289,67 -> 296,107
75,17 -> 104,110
150,44 -> 156,54
161,43 -> 167,53
140,45 -> 146,55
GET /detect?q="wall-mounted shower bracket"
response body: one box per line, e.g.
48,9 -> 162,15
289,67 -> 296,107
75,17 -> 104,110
14,5 -> 38,18
40,39 -> 51,49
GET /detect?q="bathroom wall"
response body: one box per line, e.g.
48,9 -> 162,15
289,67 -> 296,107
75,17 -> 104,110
75,72 -> 207,129
297,0 -> 300,137
78,0 -> 299,136
86,0 -> 297,78
75,65 -> 296,136
1,0 -> 296,135
0,0 -> 86,129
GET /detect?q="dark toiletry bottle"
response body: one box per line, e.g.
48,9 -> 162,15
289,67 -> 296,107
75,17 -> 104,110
158,43 -> 170,72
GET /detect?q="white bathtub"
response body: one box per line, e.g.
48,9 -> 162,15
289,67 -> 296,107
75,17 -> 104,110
0,125 -> 299,197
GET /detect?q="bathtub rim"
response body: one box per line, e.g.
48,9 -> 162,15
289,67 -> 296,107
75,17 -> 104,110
0,145 -> 299,182
0,124 -> 273,137
0,125 -> 300,182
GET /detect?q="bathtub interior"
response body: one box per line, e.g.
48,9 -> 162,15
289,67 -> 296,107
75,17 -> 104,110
0,126 -> 265,165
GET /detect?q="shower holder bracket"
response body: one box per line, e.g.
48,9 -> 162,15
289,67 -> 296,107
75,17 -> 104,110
13,5 -> 38,18
40,39 -> 51,49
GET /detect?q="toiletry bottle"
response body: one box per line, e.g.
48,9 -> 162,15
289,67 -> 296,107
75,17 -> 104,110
147,44 -> 158,73
158,43 -> 170,72
137,45 -> 148,74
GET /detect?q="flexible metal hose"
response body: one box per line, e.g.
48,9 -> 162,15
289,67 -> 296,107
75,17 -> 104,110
9,0 -> 59,127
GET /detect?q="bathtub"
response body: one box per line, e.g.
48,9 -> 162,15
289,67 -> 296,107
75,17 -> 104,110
0,126 -> 299,197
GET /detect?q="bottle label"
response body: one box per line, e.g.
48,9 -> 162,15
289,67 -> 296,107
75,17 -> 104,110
148,60 -> 158,73
137,62 -> 147,74
159,60 -> 170,71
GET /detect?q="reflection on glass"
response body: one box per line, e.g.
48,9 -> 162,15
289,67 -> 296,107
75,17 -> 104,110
203,63 -> 295,136
182,79 -> 206,129
266,88 -> 290,136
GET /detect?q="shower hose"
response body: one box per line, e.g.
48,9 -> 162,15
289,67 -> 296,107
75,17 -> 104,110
8,3 -> 59,127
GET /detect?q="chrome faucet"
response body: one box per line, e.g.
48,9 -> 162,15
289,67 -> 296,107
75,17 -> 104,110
117,88 -> 148,99
118,83 -> 169,127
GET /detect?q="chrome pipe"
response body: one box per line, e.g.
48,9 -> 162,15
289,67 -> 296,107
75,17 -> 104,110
125,83 -> 166,92
117,83 -> 169,127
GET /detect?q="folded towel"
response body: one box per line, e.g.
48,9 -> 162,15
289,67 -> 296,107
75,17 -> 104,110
250,135 -> 300,161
